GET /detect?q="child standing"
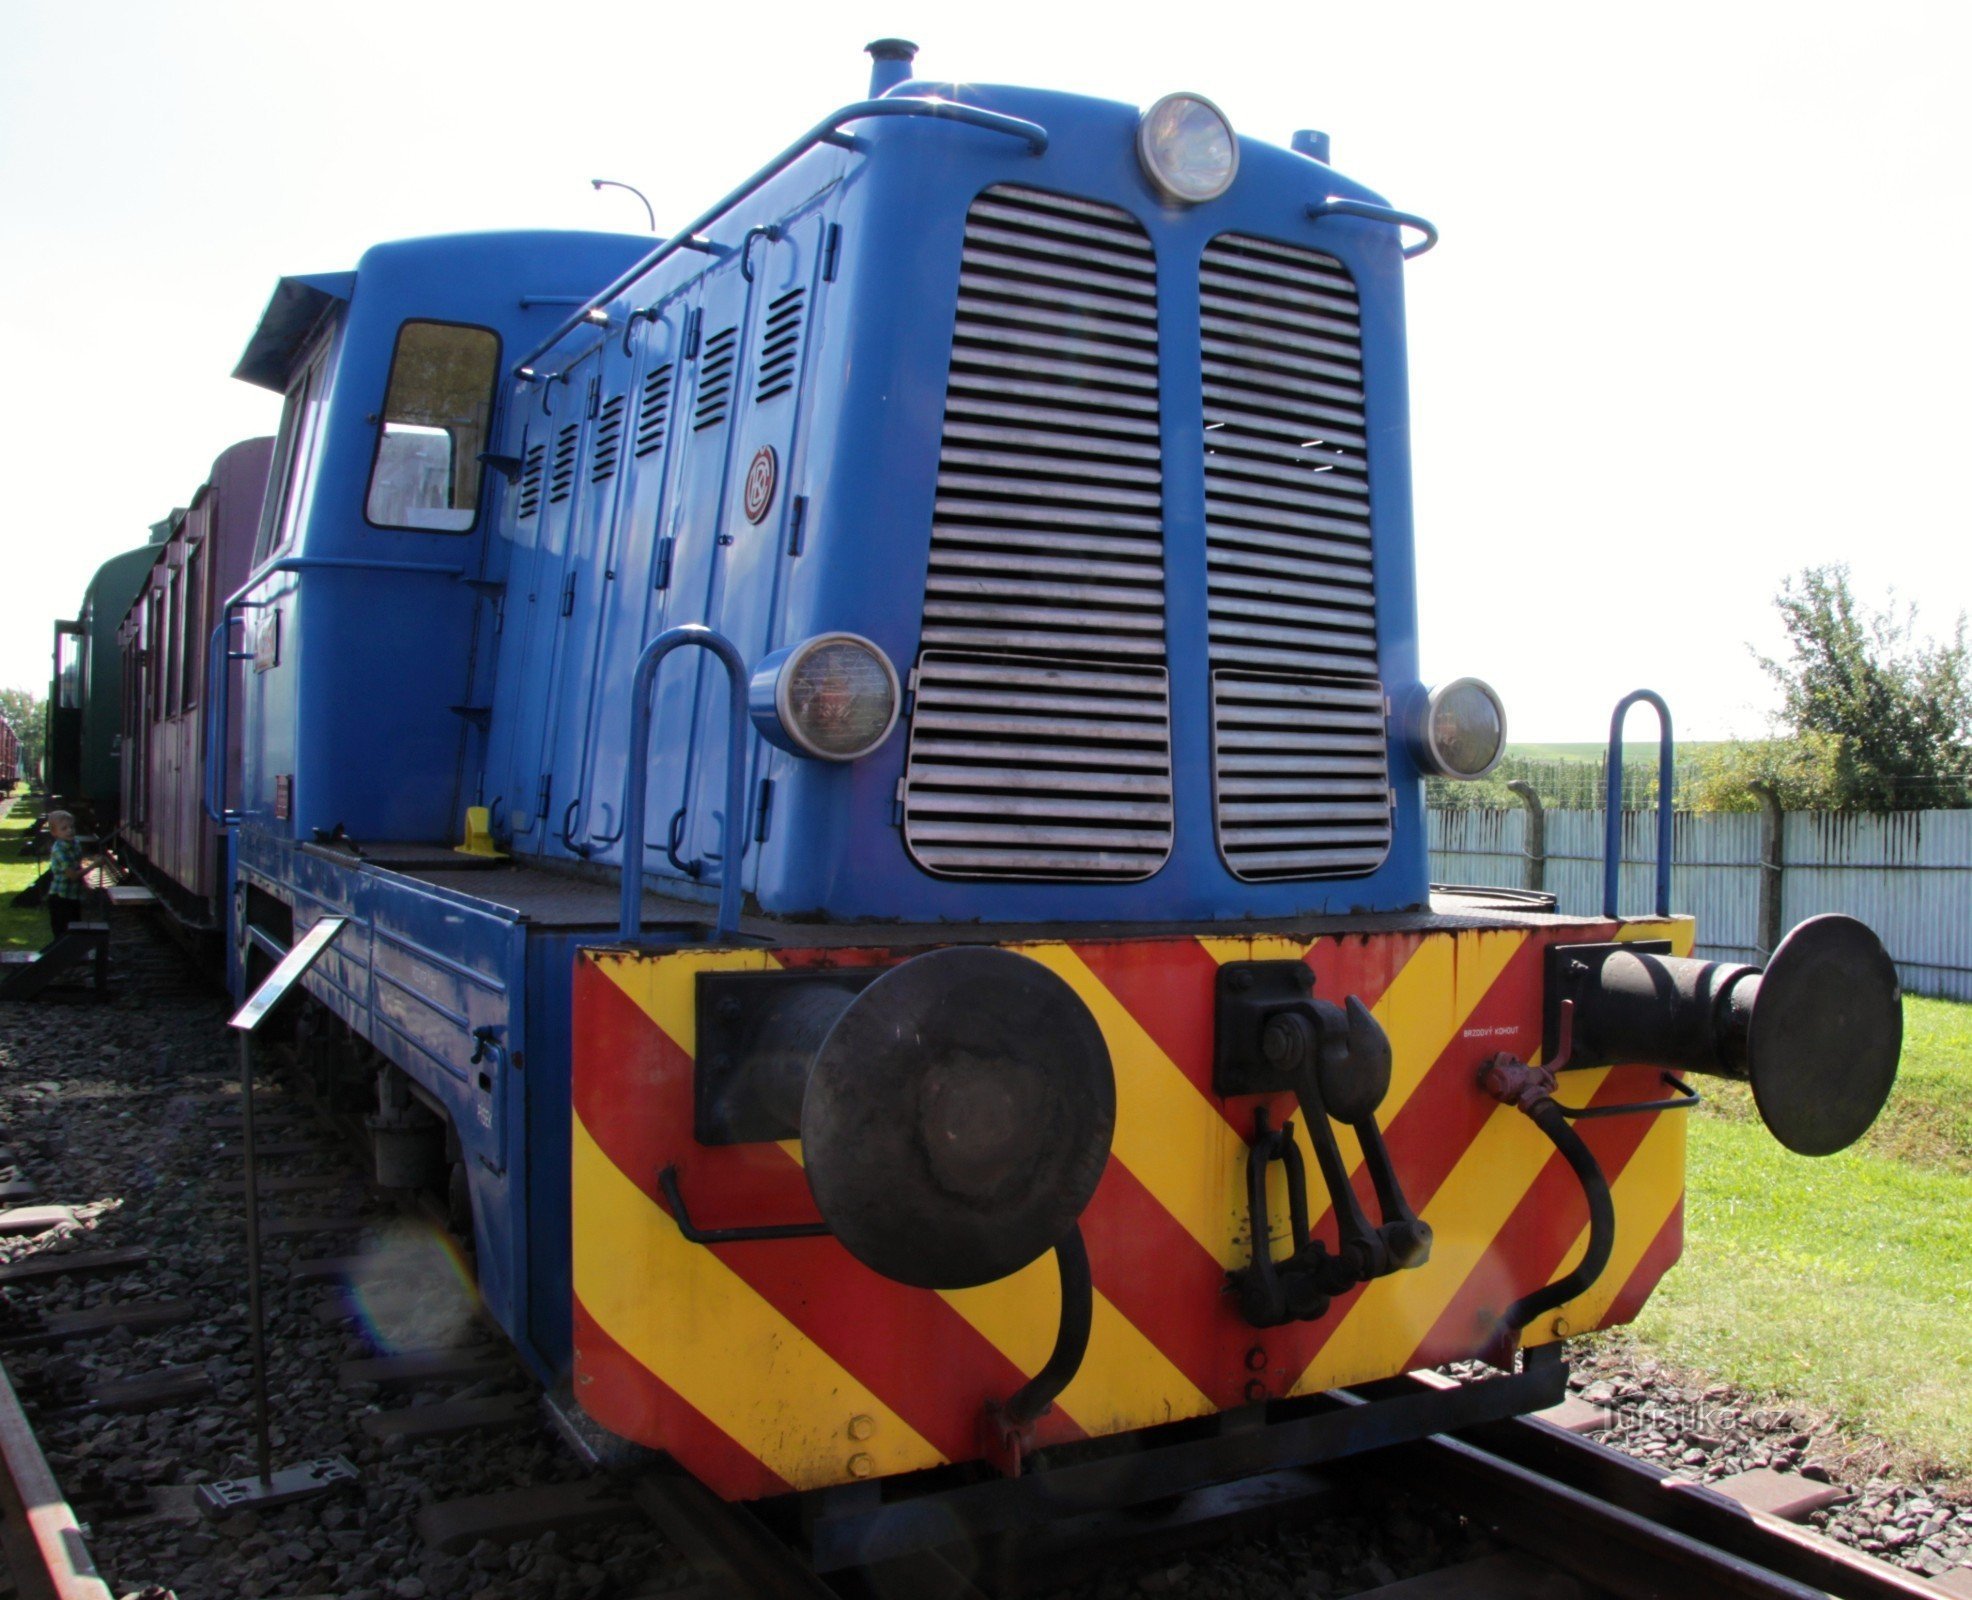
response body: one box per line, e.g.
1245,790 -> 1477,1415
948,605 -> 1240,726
44,810 -> 84,943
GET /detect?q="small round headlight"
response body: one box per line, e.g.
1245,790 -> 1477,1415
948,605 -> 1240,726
748,634 -> 901,762
1415,678 -> 1508,779
1137,92 -> 1239,204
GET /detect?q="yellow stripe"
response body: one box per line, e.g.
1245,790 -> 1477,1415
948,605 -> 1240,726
941,1264 -> 1213,1437
571,1111 -> 939,1486
1530,1109 -> 1687,1342
1015,943 -> 1252,1267
1292,1069 -> 1615,1393
591,945 -> 783,1056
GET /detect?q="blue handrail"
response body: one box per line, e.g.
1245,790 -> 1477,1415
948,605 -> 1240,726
1603,690 -> 1675,919
201,608 -> 252,822
1305,197 -> 1440,258
618,625 -> 750,944
513,96 -> 1050,383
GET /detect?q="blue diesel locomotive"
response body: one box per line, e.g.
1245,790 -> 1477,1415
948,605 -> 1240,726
206,41 -> 1901,1521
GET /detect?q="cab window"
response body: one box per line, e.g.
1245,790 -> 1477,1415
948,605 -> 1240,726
365,321 -> 499,532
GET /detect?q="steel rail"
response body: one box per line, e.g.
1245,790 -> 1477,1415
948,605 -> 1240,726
1359,1373 -> 1945,1600
0,1356 -> 115,1600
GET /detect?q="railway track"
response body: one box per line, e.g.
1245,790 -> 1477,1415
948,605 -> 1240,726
2,907 -> 1966,1599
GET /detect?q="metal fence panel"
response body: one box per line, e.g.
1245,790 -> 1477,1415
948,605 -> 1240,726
1428,806 -> 1971,999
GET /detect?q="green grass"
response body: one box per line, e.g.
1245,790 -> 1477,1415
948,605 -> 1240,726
1631,1108 -> 1972,1474
0,787 -> 45,950
1698,996 -> 1972,1176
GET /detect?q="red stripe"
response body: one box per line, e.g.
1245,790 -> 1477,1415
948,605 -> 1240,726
1402,1063 -> 1672,1370
1602,1196 -> 1685,1327
573,1295 -> 791,1501
573,958 -> 1082,1466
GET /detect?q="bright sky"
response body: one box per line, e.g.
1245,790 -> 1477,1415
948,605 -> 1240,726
3,0 -> 1966,740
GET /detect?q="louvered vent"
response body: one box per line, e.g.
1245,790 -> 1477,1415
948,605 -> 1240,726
635,364 -> 674,457
1212,674 -> 1391,879
902,186 -> 1173,881
516,443 -> 546,519
756,288 -> 805,402
921,186 -> 1164,662
590,394 -> 625,483
1201,233 -> 1375,676
902,655 -> 1172,881
1201,233 -> 1388,880
547,423 -> 579,505
693,327 -> 737,431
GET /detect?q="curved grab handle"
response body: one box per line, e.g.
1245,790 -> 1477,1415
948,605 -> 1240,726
202,608 -> 251,822
1305,197 -> 1439,258
620,624 -> 749,943
1603,689 -> 1675,919
739,224 -> 782,283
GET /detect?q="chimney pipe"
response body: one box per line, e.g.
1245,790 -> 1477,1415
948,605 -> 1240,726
865,38 -> 919,97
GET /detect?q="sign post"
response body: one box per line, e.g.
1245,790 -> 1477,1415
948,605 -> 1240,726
197,917 -> 360,1514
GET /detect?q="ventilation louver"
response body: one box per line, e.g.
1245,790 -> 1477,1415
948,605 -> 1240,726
590,394 -> 625,483
693,327 -> 737,431
516,443 -> 546,519
1201,232 -> 1389,878
902,186 -> 1172,881
547,423 -> 580,505
756,289 -> 805,402
635,364 -> 674,457
903,655 -> 1173,881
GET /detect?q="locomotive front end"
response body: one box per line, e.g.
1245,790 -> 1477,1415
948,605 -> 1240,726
562,44 -> 1903,1515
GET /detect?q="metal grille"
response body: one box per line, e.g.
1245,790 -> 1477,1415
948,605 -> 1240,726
902,188 -> 1172,881
634,364 -> 674,457
693,327 -> 737,431
547,423 -> 579,505
756,288 -> 804,402
1212,674 -> 1391,879
516,442 -> 545,519
921,185 -> 1165,662
902,654 -> 1172,881
590,394 -> 625,483
1200,234 -> 1375,676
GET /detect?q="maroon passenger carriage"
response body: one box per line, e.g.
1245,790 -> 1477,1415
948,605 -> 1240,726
117,438 -> 273,933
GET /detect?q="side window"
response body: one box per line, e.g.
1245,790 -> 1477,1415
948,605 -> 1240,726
164,570 -> 182,717
255,344 -> 330,565
182,542 -> 204,710
365,321 -> 500,532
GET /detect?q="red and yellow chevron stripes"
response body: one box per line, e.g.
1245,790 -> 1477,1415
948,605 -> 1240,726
571,918 -> 1694,1499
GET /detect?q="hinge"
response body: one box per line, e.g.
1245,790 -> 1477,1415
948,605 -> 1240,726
536,774 -> 553,820
585,376 -> 600,419
1389,787 -> 1398,810
654,536 -> 674,590
560,572 -> 577,617
786,495 -> 807,557
754,776 -> 776,843
892,776 -> 907,827
903,665 -> 919,719
684,308 -> 702,360
823,223 -> 842,282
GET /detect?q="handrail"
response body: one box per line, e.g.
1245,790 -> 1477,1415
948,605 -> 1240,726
202,609 -> 252,822
619,625 -> 750,943
1603,689 -> 1675,918
513,96 -> 1050,383
1306,196 -> 1440,258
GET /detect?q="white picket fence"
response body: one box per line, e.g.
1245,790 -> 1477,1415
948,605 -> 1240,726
1429,808 -> 1972,1001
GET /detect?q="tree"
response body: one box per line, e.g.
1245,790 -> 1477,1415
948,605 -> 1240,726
0,687 -> 45,785
1756,566 -> 1972,811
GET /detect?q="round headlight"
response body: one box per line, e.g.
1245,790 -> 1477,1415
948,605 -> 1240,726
1137,92 -> 1239,204
748,634 -> 901,762
1416,678 -> 1507,779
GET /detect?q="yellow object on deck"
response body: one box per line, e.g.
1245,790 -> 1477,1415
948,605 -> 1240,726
455,806 -> 505,859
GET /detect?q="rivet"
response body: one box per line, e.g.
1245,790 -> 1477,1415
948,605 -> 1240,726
1228,969 -> 1254,991
715,996 -> 743,1021
1551,1315 -> 1571,1338
1244,1379 -> 1268,1403
848,1453 -> 874,1478
847,1415 -> 875,1441
1245,1345 -> 1268,1372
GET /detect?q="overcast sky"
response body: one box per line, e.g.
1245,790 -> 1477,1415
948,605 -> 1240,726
2,0 -> 1965,739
